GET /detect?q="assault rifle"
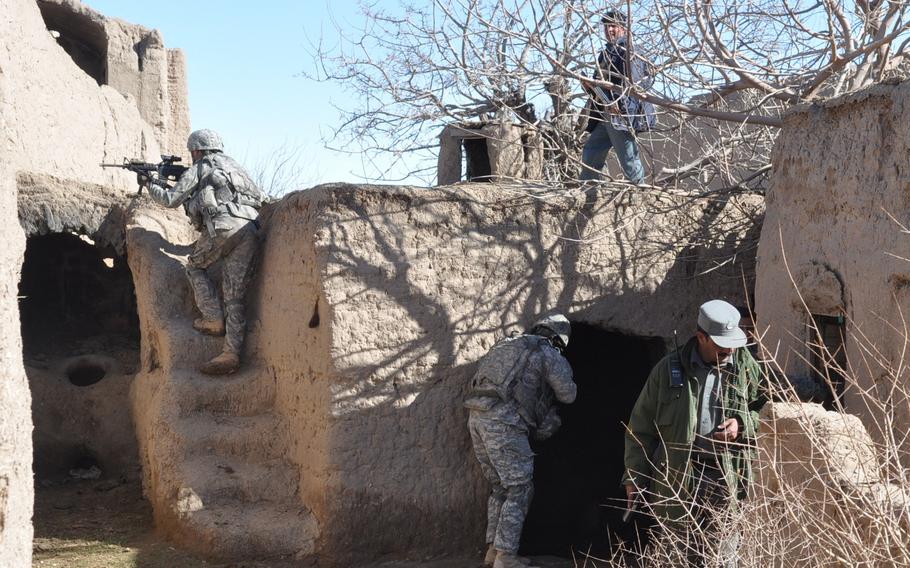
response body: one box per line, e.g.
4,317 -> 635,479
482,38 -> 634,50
100,154 -> 188,195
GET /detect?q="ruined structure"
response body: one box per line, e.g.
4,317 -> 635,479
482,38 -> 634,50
2,0 -> 190,564
125,183 -> 760,565
438,122 -> 544,183
436,91 -> 774,188
8,0 -> 910,566
755,402 -> 910,567
755,78 -> 910,434
0,138 -> 31,568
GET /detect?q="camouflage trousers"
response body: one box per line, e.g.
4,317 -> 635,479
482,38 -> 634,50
468,409 -> 534,554
187,222 -> 258,354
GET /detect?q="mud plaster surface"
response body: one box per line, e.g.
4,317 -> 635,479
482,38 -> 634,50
126,181 -> 761,565
249,182 -> 761,564
755,77 -> 910,447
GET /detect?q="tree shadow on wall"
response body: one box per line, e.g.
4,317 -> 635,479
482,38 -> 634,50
301,183 -> 761,563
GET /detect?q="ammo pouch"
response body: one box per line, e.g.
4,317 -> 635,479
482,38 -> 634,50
197,154 -> 264,220
224,201 -> 258,223
464,336 -> 542,414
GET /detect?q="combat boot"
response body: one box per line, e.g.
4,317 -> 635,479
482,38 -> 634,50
494,551 -> 538,568
193,317 -> 225,336
200,352 -> 240,375
483,544 -> 497,566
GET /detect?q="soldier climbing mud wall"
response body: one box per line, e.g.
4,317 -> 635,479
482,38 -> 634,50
143,129 -> 264,375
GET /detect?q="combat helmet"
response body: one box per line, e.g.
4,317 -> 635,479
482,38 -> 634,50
187,129 -> 224,152
529,314 -> 571,348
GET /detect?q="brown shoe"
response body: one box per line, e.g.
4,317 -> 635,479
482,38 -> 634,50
199,352 -> 240,375
193,318 -> 225,336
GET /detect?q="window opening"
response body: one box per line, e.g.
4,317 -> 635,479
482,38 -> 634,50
809,313 -> 846,409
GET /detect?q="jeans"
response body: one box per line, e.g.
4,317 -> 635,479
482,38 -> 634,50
580,121 -> 645,183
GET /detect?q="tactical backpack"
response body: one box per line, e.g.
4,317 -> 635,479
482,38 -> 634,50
199,153 -> 265,222
467,335 -> 542,403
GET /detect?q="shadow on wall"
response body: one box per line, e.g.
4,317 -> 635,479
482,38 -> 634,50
19,232 -> 141,482
291,183 -> 758,563
324,185 -> 758,388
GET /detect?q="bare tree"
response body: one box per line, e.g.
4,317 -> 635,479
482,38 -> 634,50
243,142 -> 319,198
310,0 -> 910,188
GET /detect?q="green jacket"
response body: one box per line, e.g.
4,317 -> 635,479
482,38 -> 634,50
623,337 -> 765,523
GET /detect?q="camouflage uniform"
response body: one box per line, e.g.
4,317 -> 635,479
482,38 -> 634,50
465,334 -> 576,554
147,151 -> 261,359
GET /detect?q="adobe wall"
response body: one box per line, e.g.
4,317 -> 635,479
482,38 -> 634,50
5,0 -> 191,222
1,1 -> 190,562
251,182 -> 761,564
755,402 -> 910,566
0,161 -> 32,566
36,0 -> 191,158
755,78 -> 910,436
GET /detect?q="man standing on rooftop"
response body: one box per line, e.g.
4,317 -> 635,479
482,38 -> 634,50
579,10 -> 655,184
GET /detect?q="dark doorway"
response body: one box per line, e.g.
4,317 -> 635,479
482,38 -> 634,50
19,232 -> 140,481
19,233 -> 139,357
519,323 -> 665,560
463,138 -> 492,181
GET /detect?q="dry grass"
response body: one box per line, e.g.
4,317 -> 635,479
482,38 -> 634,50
587,310 -> 910,568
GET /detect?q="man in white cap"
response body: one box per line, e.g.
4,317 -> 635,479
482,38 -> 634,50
623,299 -> 765,566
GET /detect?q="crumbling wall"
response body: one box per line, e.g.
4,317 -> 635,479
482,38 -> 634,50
0,138 -> 32,568
1,1 -> 192,561
755,78 -> 910,433
103,16 -> 190,158
165,49 -> 191,159
755,403 -> 910,566
4,0 -> 190,212
249,182 -> 761,565
438,122 -> 544,184
36,0 -> 191,159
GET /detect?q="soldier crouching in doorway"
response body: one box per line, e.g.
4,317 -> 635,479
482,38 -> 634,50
465,314 -> 577,568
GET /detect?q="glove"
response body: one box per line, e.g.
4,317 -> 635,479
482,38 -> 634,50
534,409 -> 562,441
137,171 -> 158,186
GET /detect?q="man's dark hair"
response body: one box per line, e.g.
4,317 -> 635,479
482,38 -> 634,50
601,10 -> 628,26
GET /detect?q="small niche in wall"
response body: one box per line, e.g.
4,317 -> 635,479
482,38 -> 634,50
809,313 -> 847,409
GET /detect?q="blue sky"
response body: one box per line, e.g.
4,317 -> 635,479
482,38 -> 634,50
86,1 -> 398,191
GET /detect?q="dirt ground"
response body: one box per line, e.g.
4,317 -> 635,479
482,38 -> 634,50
33,479 -> 260,568
32,478 -> 579,568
